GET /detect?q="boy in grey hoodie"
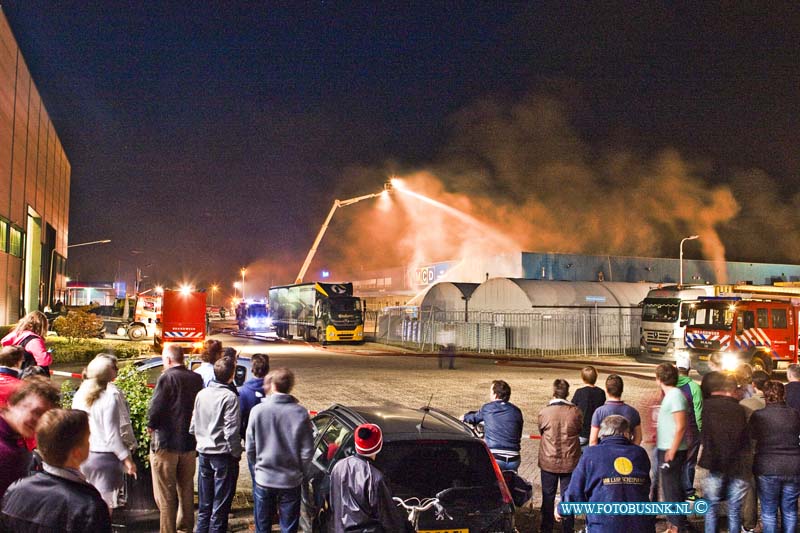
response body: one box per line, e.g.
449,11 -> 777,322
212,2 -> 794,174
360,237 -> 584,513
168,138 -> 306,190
246,367 -> 314,533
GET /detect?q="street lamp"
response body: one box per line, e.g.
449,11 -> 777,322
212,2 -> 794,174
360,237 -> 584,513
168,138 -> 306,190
210,284 -> 219,306
49,239 -> 111,306
240,268 -> 247,300
679,235 -> 699,287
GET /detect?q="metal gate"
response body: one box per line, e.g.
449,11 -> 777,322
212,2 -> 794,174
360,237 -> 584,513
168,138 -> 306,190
375,307 -> 642,356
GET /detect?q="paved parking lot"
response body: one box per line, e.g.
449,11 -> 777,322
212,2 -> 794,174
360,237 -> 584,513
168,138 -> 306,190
225,338 -> 682,524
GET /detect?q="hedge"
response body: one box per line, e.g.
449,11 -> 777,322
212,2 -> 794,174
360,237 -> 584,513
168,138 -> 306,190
47,337 -> 152,364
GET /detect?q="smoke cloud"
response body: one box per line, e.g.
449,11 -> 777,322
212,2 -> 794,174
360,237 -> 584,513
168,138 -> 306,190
305,91 -> 752,285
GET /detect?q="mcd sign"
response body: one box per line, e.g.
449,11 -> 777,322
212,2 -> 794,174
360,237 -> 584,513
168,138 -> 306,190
416,266 -> 436,285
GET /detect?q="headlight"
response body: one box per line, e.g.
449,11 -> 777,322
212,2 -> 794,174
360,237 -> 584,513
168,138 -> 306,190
246,318 -> 256,327
721,352 -> 739,371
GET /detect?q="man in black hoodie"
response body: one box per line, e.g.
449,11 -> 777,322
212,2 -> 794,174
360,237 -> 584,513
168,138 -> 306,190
699,372 -> 751,533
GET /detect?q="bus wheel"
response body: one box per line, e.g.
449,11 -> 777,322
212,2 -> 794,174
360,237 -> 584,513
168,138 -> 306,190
752,354 -> 773,376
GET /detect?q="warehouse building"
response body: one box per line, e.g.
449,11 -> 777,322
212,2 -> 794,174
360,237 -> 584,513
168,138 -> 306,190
0,10 -> 70,323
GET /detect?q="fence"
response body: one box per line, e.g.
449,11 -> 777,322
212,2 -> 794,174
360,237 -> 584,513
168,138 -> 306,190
371,307 -> 642,356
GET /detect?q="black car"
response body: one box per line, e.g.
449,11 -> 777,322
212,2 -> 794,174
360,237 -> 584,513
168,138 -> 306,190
303,404 -> 515,533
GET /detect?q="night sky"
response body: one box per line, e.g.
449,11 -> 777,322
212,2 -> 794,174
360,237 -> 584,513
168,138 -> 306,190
3,2 -> 800,297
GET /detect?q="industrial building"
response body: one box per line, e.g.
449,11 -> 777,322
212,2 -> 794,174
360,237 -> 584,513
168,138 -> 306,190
0,10 -> 70,323
353,251 -> 800,309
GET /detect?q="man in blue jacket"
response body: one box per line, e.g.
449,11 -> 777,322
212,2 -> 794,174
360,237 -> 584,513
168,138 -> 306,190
463,379 -> 524,471
563,414 -> 654,533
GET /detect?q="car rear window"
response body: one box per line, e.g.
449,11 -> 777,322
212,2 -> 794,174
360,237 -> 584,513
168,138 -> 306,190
375,439 -> 502,504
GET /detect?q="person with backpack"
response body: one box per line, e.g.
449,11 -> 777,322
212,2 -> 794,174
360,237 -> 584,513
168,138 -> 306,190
1,311 -> 51,375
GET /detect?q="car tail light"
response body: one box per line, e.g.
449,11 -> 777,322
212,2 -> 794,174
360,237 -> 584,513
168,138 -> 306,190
483,442 -> 513,505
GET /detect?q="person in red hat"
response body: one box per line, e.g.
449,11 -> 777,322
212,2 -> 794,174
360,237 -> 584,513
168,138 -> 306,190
329,424 -> 408,533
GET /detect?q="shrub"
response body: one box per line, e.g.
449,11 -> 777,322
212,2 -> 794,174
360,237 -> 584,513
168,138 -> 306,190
60,379 -> 77,409
51,310 -> 103,342
115,363 -> 153,466
47,337 -> 151,365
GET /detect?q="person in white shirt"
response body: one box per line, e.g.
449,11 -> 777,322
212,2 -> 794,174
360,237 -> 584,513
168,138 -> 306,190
194,339 -> 223,387
72,355 -> 136,508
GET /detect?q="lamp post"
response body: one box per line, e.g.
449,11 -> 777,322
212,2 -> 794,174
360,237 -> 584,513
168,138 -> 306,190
49,239 -> 111,306
240,268 -> 247,301
679,235 -> 699,287
233,281 -> 241,301
210,284 -> 218,306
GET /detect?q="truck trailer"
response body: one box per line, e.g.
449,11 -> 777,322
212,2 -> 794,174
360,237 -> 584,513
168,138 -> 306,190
269,282 -> 364,343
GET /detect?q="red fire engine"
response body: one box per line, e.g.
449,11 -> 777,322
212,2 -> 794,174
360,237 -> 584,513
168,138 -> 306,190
153,287 -> 207,353
684,291 -> 800,375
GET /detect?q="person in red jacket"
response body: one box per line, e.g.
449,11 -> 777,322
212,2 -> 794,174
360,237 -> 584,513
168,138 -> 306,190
0,377 -> 59,497
1,311 -> 51,372
0,346 -> 25,407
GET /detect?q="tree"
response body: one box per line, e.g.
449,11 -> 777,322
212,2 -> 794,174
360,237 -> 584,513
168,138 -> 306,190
51,310 -> 103,342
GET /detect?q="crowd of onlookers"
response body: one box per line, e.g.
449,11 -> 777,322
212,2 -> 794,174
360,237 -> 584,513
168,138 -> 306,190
0,311 -> 388,533
465,357 -> 800,533
3,308 -> 800,532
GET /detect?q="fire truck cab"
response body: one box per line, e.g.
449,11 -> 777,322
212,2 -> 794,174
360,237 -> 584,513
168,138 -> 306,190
684,295 -> 799,375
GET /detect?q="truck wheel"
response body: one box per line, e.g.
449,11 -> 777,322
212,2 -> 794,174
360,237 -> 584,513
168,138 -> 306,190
751,354 -> 773,376
128,325 -> 147,341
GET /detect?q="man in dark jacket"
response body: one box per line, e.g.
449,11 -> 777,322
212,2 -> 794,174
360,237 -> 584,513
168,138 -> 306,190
538,378 -> 582,533
246,367 -> 314,533
571,366 -> 606,448
563,415 -> 654,533
1,409 -> 111,532
238,353 -> 269,440
699,372 -> 751,533
462,379 -> 524,471
786,364 -> 800,412
329,424 -> 408,533
147,344 -> 204,533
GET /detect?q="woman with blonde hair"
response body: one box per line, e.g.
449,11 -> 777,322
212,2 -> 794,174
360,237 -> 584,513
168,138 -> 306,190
72,355 -> 136,508
1,311 -> 51,373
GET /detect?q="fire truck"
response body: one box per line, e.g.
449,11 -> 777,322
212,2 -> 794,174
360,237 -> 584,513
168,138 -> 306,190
90,293 -> 160,340
683,285 -> 800,375
153,288 -> 207,353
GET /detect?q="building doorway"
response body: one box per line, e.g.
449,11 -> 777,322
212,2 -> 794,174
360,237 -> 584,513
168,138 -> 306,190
24,208 -> 42,313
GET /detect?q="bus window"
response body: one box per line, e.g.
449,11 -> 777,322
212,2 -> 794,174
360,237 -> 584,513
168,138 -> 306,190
757,308 -> 769,328
772,309 -> 788,329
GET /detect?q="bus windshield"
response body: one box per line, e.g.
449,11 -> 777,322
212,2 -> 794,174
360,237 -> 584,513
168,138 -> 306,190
688,302 -> 735,329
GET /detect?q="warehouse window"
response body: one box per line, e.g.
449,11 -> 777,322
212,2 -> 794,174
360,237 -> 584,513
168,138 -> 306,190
0,219 -> 7,253
9,226 -> 22,257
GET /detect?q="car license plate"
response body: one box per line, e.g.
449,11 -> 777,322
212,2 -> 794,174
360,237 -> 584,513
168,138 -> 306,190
418,530 -> 468,533
651,346 -> 662,353
699,355 -> 709,361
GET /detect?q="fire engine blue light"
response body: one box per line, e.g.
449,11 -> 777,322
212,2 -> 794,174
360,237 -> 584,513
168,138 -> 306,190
321,270 -> 330,278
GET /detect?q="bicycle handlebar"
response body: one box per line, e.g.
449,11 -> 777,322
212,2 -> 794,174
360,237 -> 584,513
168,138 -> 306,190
392,496 -> 440,512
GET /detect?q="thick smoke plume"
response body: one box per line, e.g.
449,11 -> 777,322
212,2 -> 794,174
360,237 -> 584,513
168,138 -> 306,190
311,92 -> 747,284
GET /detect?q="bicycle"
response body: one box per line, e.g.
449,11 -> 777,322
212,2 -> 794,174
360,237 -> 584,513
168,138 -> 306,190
392,496 -> 452,530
